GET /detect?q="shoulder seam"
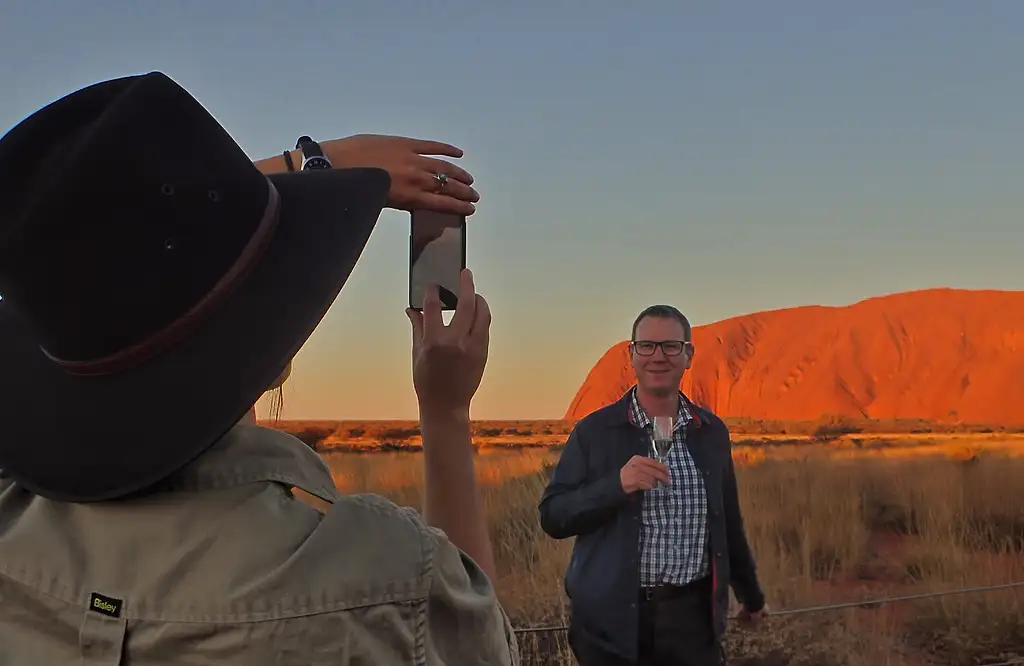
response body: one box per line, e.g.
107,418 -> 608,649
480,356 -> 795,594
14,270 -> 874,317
403,506 -> 434,666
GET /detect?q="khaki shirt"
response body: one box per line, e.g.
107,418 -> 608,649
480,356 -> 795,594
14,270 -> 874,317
0,424 -> 520,665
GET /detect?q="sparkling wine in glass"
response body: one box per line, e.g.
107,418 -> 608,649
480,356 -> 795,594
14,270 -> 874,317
651,416 -> 675,462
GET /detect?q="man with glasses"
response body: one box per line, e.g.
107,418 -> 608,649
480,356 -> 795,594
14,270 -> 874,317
539,305 -> 768,666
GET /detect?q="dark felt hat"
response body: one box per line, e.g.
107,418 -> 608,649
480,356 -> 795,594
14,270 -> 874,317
0,72 -> 390,501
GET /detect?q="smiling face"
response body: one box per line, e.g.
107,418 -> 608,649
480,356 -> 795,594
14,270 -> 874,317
630,314 -> 693,397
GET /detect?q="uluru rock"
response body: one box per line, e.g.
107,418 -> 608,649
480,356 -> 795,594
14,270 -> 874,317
565,289 -> 1024,425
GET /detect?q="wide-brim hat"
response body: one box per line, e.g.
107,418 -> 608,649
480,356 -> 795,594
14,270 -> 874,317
0,72 -> 390,501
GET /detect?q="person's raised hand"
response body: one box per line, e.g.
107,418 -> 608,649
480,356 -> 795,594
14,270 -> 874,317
619,455 -> 671,493
406,269 -> 491,417
322,134 -> 479,216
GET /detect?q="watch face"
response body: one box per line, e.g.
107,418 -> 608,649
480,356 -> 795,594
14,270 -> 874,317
302,156 -> 332,170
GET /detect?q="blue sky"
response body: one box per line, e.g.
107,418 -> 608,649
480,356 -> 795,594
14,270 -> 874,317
2,1 -> 1021,419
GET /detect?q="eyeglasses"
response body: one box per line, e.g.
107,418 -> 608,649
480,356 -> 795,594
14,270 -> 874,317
631,340 -> 691,357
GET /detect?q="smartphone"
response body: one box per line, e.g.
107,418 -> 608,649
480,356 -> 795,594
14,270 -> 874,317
409,210 -> 467,311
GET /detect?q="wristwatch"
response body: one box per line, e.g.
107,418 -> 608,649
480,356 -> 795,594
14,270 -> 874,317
295,136 -> 332,170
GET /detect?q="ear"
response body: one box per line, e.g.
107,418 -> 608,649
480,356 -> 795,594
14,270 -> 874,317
628,342 -> 638,371
684,344 -> 694,370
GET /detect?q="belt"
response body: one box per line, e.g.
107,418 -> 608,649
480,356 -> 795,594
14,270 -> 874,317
640,575 -> 712,602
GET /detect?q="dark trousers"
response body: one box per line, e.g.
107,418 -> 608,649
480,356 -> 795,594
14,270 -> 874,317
569,576 -> 724,666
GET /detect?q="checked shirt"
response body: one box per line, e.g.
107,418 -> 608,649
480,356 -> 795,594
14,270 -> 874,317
631,389 -> 710,587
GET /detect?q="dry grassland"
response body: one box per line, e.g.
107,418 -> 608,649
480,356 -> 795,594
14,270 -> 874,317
279,421 -> 1024,665
274,417 -> 1024,456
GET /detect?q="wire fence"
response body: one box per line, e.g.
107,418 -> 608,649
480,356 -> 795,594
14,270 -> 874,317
512,580 -> 1024,665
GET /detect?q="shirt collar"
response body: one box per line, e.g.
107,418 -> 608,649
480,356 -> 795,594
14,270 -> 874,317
628,387 -> 695,430
160,424 -> 342,504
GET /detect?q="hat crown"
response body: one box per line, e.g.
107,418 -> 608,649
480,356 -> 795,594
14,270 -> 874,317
0,72 -> 270,367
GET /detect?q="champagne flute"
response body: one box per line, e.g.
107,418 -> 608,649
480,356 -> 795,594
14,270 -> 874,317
651,416 -> 675,462
649,416 -> 675,489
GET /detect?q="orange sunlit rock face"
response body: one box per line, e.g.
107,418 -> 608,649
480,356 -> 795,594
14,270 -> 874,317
566,289 -> 1024,425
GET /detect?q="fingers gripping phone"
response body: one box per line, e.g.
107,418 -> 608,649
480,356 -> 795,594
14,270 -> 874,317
409,210 -> 466,311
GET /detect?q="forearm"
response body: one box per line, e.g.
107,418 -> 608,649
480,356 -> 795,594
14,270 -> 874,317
724,475 -> 764,608
420,408 -> 497,583
539,472 -> 626,538
727,530 -> 763,609
253,149 -> 302,176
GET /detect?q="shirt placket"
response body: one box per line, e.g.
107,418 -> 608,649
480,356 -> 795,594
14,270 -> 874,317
665,428 -> 683,583
634,394 -> 696,587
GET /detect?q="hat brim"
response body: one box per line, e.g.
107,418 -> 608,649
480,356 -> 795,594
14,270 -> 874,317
0,167 -> 391,502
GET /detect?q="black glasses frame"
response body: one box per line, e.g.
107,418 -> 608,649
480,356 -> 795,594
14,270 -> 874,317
630,340 -> 692,357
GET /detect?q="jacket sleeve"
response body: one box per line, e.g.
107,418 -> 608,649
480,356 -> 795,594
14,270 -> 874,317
721,426 -> 766,612
537,425 -> 628,539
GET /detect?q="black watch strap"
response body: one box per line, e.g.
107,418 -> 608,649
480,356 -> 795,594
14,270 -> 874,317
295,136 -> 332,170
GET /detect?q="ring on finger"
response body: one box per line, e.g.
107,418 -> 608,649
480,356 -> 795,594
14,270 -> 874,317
434,172 -> 448,191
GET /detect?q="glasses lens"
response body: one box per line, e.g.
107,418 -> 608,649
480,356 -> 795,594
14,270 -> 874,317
635,341 -> 656,355
662,341 -> 684,356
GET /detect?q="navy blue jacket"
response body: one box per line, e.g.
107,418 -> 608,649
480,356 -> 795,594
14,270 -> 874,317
538,390 -> 765,662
